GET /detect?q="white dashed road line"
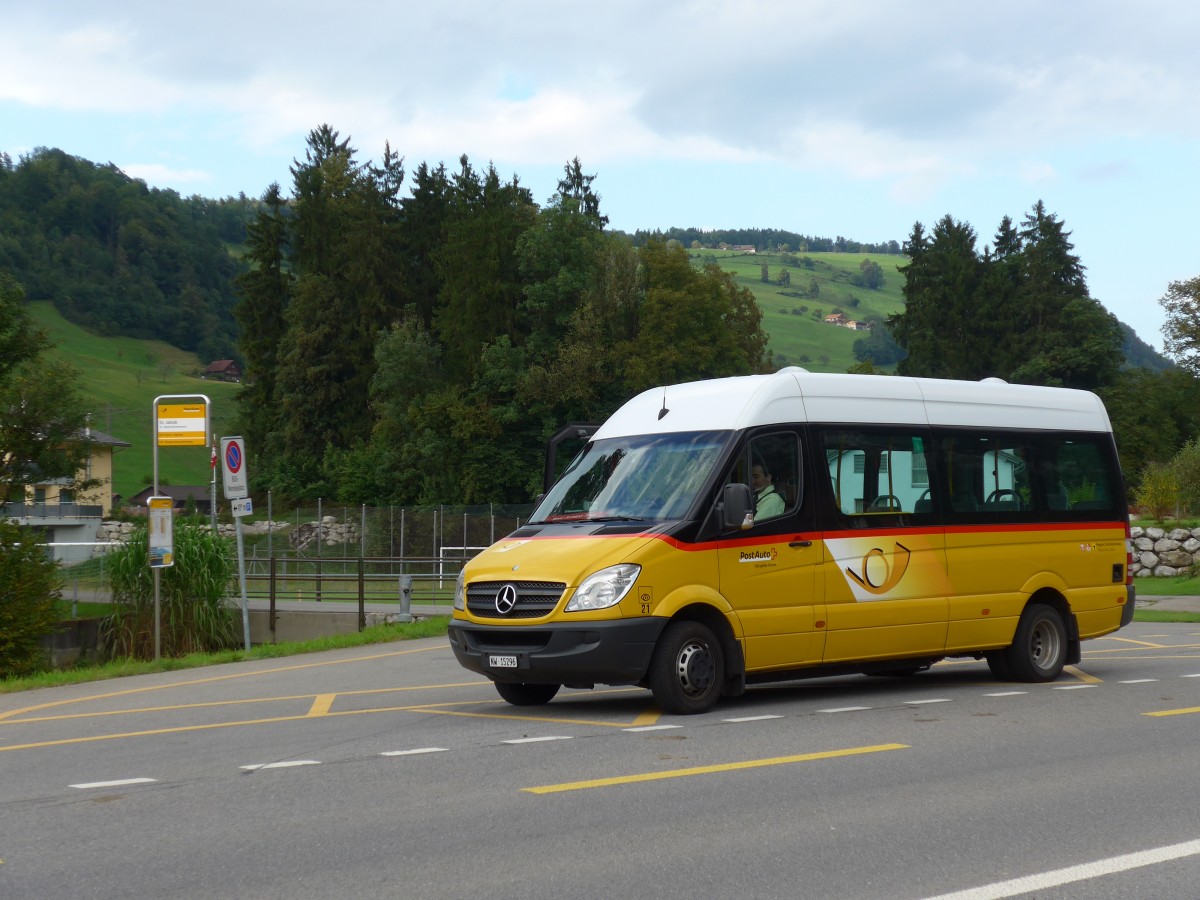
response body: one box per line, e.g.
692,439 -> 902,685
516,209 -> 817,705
70,778 -> 157,789
623,724 -> 683,732
241,760 -> 321,770
502,736 -> 573,744
381,747 -> 449,757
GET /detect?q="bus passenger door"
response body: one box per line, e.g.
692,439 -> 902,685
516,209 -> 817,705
716,431 -> 826,671
817,429 -> 950,663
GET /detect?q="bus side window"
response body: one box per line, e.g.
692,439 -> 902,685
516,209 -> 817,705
819,428 -> 931,524
1039,437 -> 1119,514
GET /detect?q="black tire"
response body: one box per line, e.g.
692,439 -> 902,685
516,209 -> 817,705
494,681 -> 560,706
648,620 -> 725,715
984,651 -> 1013,680
1003,605 -> 1067,682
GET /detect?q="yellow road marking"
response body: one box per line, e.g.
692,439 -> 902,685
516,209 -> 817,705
1097,636 -> 1172,649
524,743 -> 909,794
0,644 -> 448,723
630,707 -> 663,727
1145,706 -> 1200,718
307,694 -> 336,717
1063,665 -> 1102,684
0,682 -> 487,725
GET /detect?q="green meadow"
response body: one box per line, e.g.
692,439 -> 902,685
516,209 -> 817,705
693,249 -> 907,371
27,301 -> 242,501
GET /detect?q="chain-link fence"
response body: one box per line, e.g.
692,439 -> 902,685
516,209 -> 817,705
243,499 -> 534,557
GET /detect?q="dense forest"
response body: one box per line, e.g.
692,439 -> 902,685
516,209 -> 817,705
0,148 -> 251,361
234,127 -> 771,504
2,135 -> 1196,505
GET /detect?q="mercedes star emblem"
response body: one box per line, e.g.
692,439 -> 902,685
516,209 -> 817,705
495,583 -> 519,615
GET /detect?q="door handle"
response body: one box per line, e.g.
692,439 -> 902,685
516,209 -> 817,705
789,540 -> 812,548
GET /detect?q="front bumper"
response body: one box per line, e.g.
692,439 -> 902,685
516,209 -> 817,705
447,617 -> 668,686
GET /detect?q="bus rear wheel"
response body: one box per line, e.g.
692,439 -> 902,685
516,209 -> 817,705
1003,605 -> 1067,682
648,620 -> 724,715
494,681 -> 560,706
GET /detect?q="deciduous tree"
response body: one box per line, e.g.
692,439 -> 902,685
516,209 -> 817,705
1160,275 -> 1200,375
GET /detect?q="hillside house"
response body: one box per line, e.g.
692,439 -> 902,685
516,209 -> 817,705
4,428 -> 130,563
202,359 -> 241,382
126,485 -> 213,511
823,313 -> 848,325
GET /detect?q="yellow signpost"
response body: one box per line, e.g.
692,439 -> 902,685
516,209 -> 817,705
156,402 -> 208,447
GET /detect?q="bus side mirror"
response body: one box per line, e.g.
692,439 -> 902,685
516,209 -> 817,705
722,483 -> 755,530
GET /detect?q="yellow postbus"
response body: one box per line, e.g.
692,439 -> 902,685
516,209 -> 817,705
448,369 -> 1135,714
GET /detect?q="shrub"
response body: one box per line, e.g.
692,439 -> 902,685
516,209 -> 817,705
0,522 -> 62,678
1135,462 -> 1178,524
104,525 -> 240,658
1171,437 -> 1200,517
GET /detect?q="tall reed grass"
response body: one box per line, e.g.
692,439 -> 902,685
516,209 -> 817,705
104,526 -> 240,658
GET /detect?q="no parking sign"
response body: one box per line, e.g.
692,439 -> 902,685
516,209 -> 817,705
220,436 -> 248,499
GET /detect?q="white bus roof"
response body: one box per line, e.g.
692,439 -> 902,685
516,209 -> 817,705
592,368 -> 1113,439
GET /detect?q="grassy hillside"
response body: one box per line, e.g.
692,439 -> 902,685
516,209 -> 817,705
692,249 -> 907,371
26,302 -> 242,501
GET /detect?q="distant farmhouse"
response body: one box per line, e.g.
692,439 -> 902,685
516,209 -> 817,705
202,359 -> 241,382
126,485 -> 213,511
823,313 -> 872,331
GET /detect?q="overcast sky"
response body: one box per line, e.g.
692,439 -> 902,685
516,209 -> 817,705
4,1 -> 1198,352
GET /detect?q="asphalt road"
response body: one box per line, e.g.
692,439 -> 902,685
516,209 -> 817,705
2,622 -> 1200,900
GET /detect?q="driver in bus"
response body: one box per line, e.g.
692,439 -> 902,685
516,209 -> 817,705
751,462 -> 785,520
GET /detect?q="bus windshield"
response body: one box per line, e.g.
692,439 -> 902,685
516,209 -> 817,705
532,430 -> 730,523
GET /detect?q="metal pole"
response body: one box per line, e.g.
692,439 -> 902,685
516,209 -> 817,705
235,515 -> 250,651
357,556 -> 365,631
398,574 -> 413,623
209,434 -> 217,532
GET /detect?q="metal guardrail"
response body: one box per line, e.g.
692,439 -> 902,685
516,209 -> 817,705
261,554 -> 473,637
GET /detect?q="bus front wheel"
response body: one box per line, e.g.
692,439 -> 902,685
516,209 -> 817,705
1003,605 -> 1067,682
648,620 -> 725,715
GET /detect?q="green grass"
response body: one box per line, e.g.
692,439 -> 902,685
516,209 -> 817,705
26,301 -> 242,500
0,616 -> 451,694
1134,610 -> 1200,623
1134,575 -> 1200,595
692,249 -> 908,372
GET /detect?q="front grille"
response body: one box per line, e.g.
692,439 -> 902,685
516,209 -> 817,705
467,580 -> 566,619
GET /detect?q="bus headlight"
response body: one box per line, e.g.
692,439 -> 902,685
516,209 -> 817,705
565,564 -> 641,612
454,570 -> 466,611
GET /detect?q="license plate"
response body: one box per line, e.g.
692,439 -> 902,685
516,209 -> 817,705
488,655 -> 518,669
